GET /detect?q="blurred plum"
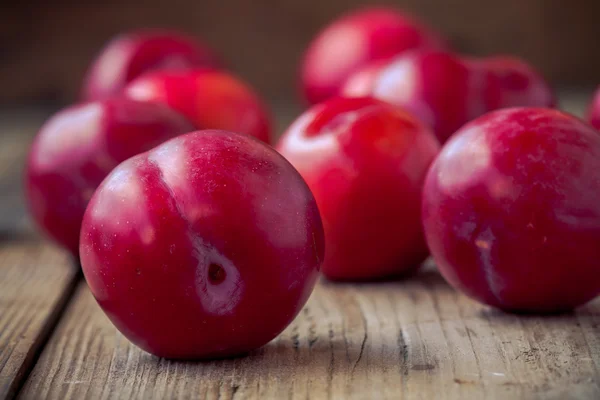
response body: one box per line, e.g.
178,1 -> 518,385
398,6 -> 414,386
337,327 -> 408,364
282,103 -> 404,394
301,7 -> 445,105
125,69 -> 272,143
82,30 -> 220,101
25,98 -> 193,255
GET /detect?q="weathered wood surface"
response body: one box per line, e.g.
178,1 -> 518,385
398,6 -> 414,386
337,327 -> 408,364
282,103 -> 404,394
18,266 -> 600,400
2,94 -> 600,399
0,242 -> 78,399
0,112 -> 79,399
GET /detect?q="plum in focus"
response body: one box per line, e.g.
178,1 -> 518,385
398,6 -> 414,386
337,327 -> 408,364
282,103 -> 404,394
277,97 -> 440,280
82,30 -> 220,101
80,130 -> 324,359
422,107 -> 600,312
301,7 -> 445,105
125,69 -> 272,143
25,98 -> 194,256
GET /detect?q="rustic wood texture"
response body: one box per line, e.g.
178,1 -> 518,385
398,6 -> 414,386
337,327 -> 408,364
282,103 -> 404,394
0,242 -> 78,400
18,265 -> 600,400
0,109 -> 80,400
1,1 -> 600,104
3,92 -> 600,399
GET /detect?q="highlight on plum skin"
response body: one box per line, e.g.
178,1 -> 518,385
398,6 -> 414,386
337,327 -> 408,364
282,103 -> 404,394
339,60 -> 389,98
586,86 -> 600,130
422,107 -> 600,313
368,50 -> 481,144
25,98 -> 194,257
124,69 -> 272,143
277,97 -> 441,281
343,51 -> 555,144
301,7 -> 445,105
82,30 -> 220,101
79,130 -> 324,359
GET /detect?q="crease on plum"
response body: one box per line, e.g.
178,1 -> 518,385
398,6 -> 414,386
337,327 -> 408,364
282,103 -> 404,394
147,152 -> 244,316
474,226 -> 506,305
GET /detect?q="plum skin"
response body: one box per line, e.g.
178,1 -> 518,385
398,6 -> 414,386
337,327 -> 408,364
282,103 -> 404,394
477,56 -> 556,110
25,98 -> 194,256
343,51 -> 555,144
422,107 -> 600,312
80,130 -> 324,359
277,97 -> 440,281
82,30 -> 220,101
301,7 -> 444,105
124,69 -> 272,143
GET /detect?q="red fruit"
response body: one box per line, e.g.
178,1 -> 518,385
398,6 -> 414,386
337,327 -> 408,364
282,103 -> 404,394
339,60 -> 388,98
277,97 -> 440,280
368,50 -> 498,143
25,99 -> 193,256
479,56 -> 555,109
80,130 -> 324,359
422,107 -> 600,312
124,69 -> 272,143
301,7 -> 444,105
347,51 -> 556,144
586,86 -> 600,130
82,30 -> 220,101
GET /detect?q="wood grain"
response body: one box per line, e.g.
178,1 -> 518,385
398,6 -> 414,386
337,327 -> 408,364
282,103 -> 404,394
0,108 -> 80,399
5,93 -> 600,398
0,242 -> 79,399
19,263 -> 600,400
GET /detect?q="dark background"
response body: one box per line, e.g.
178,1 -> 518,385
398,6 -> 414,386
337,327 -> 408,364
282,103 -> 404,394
1,0 -> 599,105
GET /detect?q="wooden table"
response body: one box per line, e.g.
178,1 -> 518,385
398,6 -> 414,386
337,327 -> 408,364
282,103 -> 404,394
1,96 -> 600,399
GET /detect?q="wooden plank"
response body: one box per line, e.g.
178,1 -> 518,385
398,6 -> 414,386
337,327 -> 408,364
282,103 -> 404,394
0,242 -> 79,399
7,92 -> 599,399
0,109 -> 80,399
19,263 -> 600,400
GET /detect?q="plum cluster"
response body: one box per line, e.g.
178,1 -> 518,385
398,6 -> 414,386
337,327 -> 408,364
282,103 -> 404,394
25,9 -> 600,359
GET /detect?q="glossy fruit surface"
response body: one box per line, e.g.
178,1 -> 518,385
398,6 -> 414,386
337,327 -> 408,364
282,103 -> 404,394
340,60 -> 388,98
367,50 -> 496,143
301,7 -> 444,105
125,69 -> 272,143
422,107 -> 600,312
80,130 -> 324,358
348,51 -> 555,143
25,98 -> 193,256
277,97 -> 440,280
82,30 -> 220,101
